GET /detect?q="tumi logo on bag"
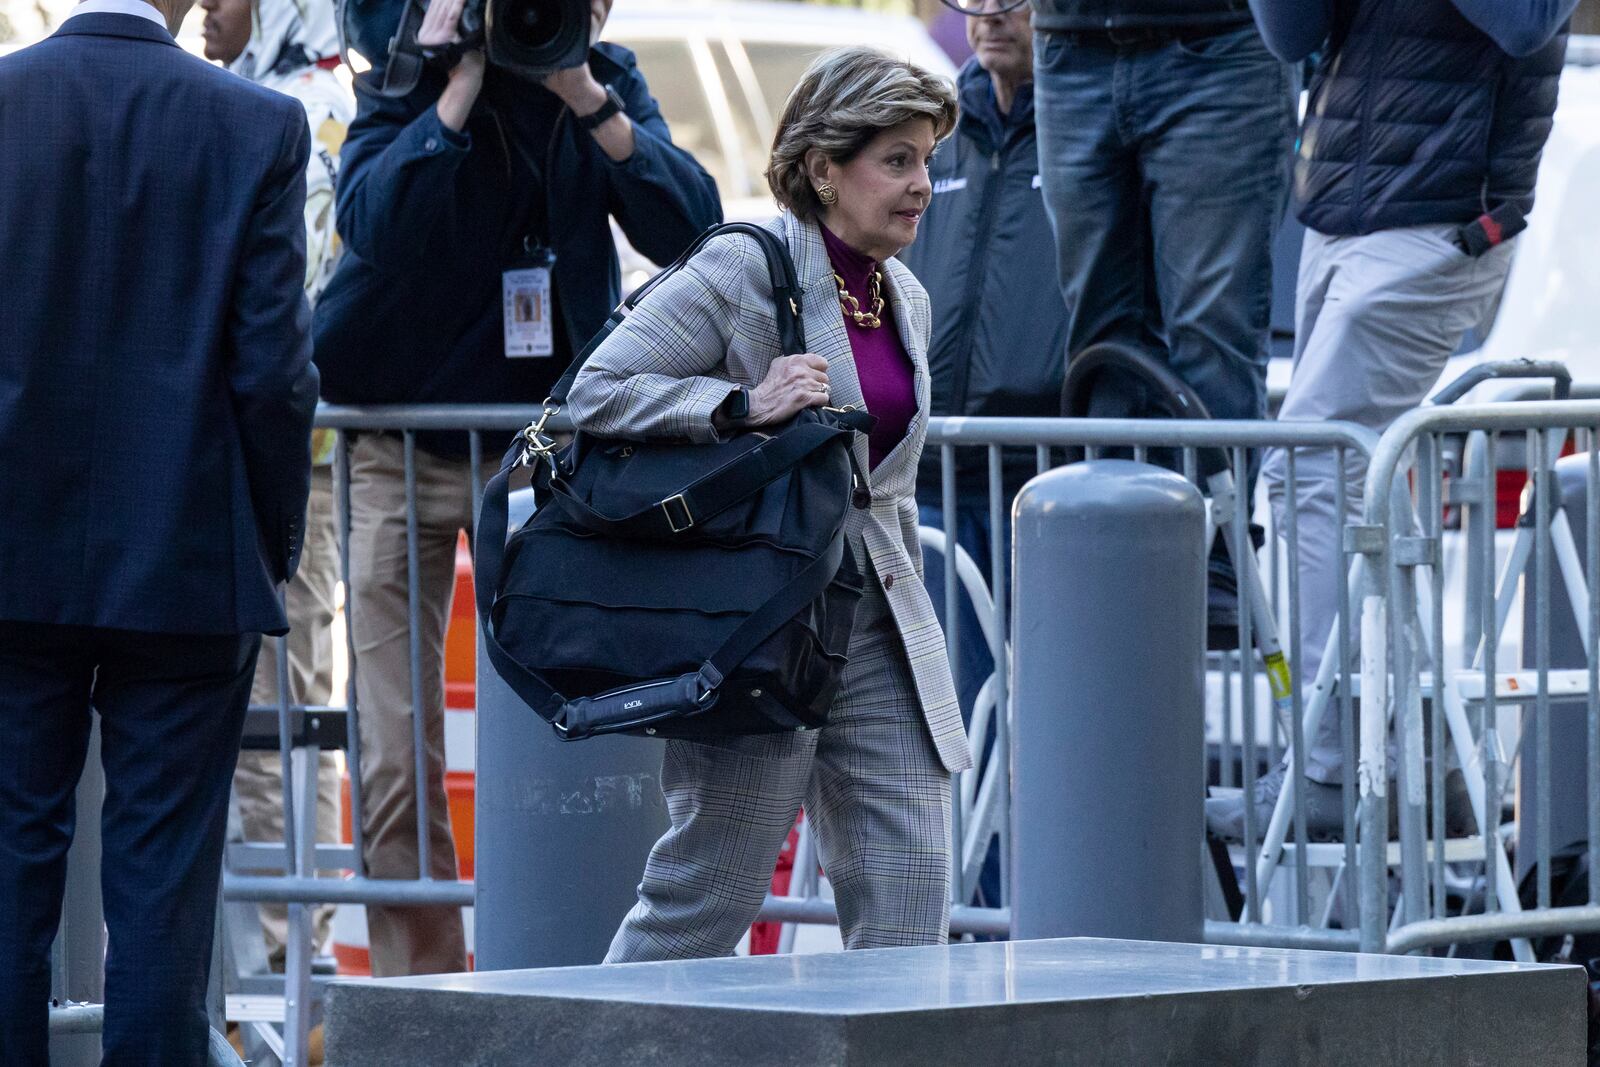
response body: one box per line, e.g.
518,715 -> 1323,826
624,700 -> 645,710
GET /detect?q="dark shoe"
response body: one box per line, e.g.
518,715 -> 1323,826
1439,767 -> 1478,838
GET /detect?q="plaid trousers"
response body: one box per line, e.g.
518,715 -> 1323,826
605,578 -> 953,962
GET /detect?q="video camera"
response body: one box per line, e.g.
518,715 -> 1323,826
339,0 -> 592,96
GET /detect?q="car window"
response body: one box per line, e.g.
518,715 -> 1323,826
625,38 -> 732,195
742,40 -> 833,128
725,40 -> 850,200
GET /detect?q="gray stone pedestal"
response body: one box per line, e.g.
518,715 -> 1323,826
324,937 -> 1585,1066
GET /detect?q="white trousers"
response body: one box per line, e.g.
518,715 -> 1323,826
1264,224 -> 1514,783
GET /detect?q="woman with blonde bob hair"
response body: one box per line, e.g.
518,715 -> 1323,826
567,47 -> 969,962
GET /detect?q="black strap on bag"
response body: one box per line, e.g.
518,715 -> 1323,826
500,220 -> 808,481
473,222 -> 867,739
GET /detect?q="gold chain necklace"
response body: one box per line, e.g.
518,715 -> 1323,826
833,269 -> 884,330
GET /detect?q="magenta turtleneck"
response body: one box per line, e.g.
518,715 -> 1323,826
820,223 -> 917,469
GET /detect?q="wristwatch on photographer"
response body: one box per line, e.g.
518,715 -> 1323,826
577,85 -> 627,131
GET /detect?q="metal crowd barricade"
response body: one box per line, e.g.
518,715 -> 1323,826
1357,398 -> 1600,957
752,415 -> 1380,955
219,404 -> 546,1067
221,393 -> 1600,1052
221,406 -> 1401,1062
56,382 -> 1600,1061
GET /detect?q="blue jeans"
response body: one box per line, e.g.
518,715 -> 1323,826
918,500 -> 1010,910
1033,24 -> 1294,427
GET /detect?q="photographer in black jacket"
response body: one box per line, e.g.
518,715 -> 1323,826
312,0 -> 719,976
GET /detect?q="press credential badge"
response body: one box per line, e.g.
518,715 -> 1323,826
503,259 -> 553,358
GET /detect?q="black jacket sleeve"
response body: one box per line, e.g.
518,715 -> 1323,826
230,102 -> 320,583
1448,0 -> 1578,57
334,75 -> 473,272
1247,0 -> 1335,61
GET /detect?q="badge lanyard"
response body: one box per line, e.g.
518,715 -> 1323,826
503,236 -> 556,359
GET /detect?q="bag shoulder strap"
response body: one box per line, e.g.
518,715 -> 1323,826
697,523 -> 847,692
473,445 -> 562,715
548,221 -> 805,406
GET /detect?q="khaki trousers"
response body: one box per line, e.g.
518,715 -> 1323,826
348,433 -> 472,976
1264,225 -> 1515,782
232,466 -> 341,966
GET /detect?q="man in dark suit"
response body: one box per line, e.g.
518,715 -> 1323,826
0,0 -> 318,1061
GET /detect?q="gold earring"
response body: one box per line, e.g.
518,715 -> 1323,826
817,183 -> 838,206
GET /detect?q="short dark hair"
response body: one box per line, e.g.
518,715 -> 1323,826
766,47 -> 957,222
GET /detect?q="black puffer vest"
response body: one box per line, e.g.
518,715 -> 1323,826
1031,0 -> 1251,32
1296,0 -> 1567,236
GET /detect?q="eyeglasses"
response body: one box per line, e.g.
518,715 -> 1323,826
950,0 -> 1030,15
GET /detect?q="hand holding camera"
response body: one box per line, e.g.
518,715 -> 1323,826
541,64 -> 608,116
413,0 -> 615,133
376,0 -> 604,99
417,0 -> 486,130
543,0 -> 615,107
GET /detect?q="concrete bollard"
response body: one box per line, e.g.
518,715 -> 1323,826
474,639 -> 670,969
474,493 -> 670,970
1010,460 -> 1206,944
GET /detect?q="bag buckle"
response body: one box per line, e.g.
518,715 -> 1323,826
661,494 -> 695,533
517,399 -> 562,468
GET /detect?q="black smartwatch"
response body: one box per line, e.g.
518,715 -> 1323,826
720,386 -> 751,421
577,85 -> 626,131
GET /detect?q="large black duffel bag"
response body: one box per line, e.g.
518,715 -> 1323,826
474,223 -> 872,741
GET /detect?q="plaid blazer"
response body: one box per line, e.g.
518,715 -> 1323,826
568,212 -> 972,773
